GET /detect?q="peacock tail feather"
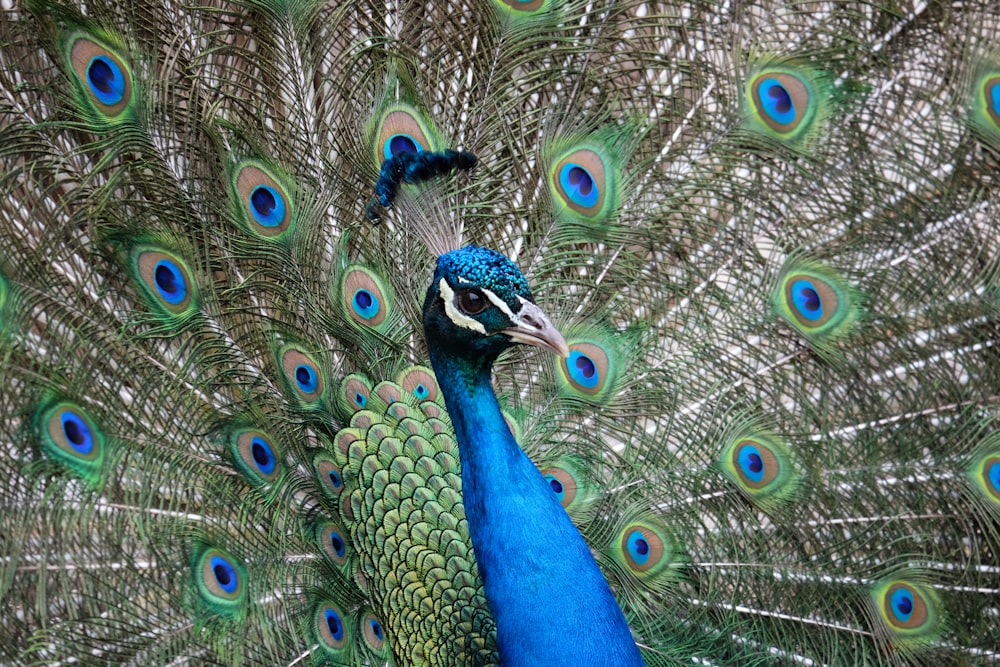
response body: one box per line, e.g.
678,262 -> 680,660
1,0 -> 999,665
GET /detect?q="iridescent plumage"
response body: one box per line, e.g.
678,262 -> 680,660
1,1 -> 999,666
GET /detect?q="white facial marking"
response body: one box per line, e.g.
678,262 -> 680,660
481,287 -> 517,321
439,278 -> 485,333
441,278 -> 539,336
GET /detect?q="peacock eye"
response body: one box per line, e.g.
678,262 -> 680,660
455,289 -> 488,315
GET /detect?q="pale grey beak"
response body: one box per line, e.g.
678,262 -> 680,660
501,301 -> 570,358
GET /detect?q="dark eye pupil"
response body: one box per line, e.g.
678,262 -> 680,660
457,289 -> 486,314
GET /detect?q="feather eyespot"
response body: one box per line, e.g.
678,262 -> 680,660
194,547 -> 246,615
985,456 -> 1000,500
320,604 -> 348,647
887,584 -> 925,628
341,267 -> 391,329
719,428 -> 798,508
773,261 -> 858,347
311,601 -> 353,660
611,521 -> 674,579
399,366 -> 440,403
552,149 -> 607,218
296,364 -> 319,393
539,459 -> 594,519
732,440 -> 780,488
278,346 -> 325,405
745,65 -> 823,145
983,75 -> 1000,130
66,33 -> 133,120
250,185 -> 284,226
208,555 -> 239,595
380,110 -> 430,158
318,522 -> 349,566
625,529 -> 655,568
354,289 -> 378,317
58,410 -> 95,455
373,104 -> 439,167
153,260 -> 187,304
751,73 -> 809,132
36,401 -> 105,484
871,578 -> 939,643
233,163 -> 295,238
542,466 -> 578,509
557,340 -> 615,401
967,444 -> 1000,506
131,247 -> 198,318
339,375 -> 372,414
230,429 -> 283,485
315,455 -> 345,498
86,55 -> 127,105
787,277 -> 836,325
361,612 -> 386,650
566,349 -> 600,390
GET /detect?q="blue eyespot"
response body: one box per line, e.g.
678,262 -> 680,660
210,555 -> 239,594
325,607 -> 345,641
737,444 -> 766,484
60,410 -> 94,455
545,474 -> 565,501
369,618 -> 383,640
987,459 -> 1000,493
296,364 -> 319,394
889,586 -> 914,623
558,163 -> 599,209
249,436 -> 277,476
87,55 -> 126,105
566,350 -> 600,389
329,530 -> 346,558
249,185 -> 286,228
625,529 -> 651,566
153,259 -> 188,305
361,611 -> 387,650
352,288 -> 380,320
384,134 -> 423,160
758,78 -> 795,125
790,279 -> 823,321
355,392 -> 367,408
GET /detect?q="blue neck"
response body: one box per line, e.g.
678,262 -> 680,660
429,349 -> 645,667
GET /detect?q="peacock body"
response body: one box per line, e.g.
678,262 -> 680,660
1,0 -> 999,665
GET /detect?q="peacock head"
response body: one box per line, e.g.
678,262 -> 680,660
423,245 -> 569,364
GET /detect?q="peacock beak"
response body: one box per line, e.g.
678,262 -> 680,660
502,300 -> 570,358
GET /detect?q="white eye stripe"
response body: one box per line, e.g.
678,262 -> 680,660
439,278 -> 485,333
438,278 -> 524,334
480,287 -> 517,321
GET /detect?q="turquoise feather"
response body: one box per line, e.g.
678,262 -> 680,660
1,0 -> 999,666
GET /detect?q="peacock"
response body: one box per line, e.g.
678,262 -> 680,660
1,0 -> 999,664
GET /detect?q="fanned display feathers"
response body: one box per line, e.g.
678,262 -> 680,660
1,0 -> 1000,665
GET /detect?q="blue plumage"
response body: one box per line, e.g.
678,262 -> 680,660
423,246 -> 644,666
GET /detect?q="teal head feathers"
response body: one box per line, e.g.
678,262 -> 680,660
418,242 -> 643,667
423,245 -> 569,365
